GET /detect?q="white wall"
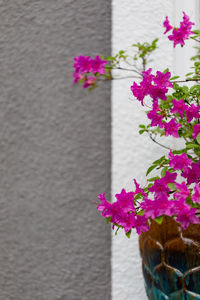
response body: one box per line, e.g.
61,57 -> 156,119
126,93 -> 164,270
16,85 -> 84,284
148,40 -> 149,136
111,1 -> 198,299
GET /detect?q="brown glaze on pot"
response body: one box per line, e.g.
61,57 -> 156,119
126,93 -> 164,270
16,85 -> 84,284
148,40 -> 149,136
139,216 -> 200,299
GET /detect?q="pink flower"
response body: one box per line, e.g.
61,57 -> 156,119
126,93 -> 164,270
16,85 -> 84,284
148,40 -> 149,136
141,198 -> 174,219
162,171 -> 177,184
185,104 -> 200,122
134,215 -> 149,235
192,124 -> 200,139
150,70 -> 172,101
182,160 -> 200,185
117,213 -> 149,234
74,55 -> 92,73
144,173 -> 183,220
170,99 -> 189,118
180,12 -> 195,39
171,198 -> 190,215
169,150 -> 192,172
148,178 -> 170,201
73,55 -> 108,88
97,193 -> 124,225
131,69 -> 172,105
163,16 -> 173,34
91,55 -> 107,74
133,179 -> 147,197
149,85 -> 168,101
142,68 -> 154,81
141,69 -> 155,94
73,72 -> 83,84
167,12 -> 194,47
171,199 -> 199,229
140,199 -> 156,218
176,207 -> 199,230
97,193 -> 113,217
168,28 -> 187,48
153,71 -> 173,88
130,82 -> 147,105
83,76 -> 96,88
174,182 -> 190,201
152,99 -> 159,111
115,189 -> 135,213
147,109 -> 164,128
192,183 -> 200,204
110,204 -> 124,224
131,68 -> 154,105
118,212 -> 136,233
164,119 -> 181,138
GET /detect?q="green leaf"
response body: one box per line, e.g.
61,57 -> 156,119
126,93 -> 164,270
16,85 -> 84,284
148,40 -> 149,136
139,129 -> 145,135
168,183 -> 175,190
186,143 -> 200,149
190,84 -> 200,94
197,133 -> 200,145
105,56 -> 116,61
154,216 -> 164,225
151,38 -> 159,49
161,166 -> 168,177
126,230 -> 132,238
115,227 -> 120,235
106,217 -> 112,224
148,176 -> 160,182
170,76 -> 180,80
137,210 -> 144,216
173,149 -> 187,154
139,124 -> 146,128
192,75 -> 200,79
147,183 -> 153,189
152,155 -> 166,165
146,164 -> 157,176
163,68 -> 169,73
193,30 -> 200,35
186,72 -> 194,76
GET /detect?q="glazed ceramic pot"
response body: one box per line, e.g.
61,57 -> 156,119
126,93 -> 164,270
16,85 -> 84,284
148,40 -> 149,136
139,216 -> 200,299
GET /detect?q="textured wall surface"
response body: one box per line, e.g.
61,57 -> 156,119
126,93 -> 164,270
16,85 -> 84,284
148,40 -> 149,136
0,1 -> 111,299
111,0 -> 197,299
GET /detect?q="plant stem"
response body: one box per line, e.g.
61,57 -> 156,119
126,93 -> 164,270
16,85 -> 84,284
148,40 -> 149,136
112,75 -> 141,80
172,78 -> 200,83
190,37 -> 200,43
149,133 -> 171,150
109,66 -> 142,76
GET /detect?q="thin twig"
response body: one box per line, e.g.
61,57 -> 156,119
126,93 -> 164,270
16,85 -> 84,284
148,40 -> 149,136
171,78 -> 200,83
190,37 -> 200,43
112,75 -> 141,80
100,75 -> 140,81
109,66 -> 142,76
149,133 -> 171,150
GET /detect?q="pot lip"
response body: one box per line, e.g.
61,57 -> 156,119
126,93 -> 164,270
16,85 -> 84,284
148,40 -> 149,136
139,215 -> 200,241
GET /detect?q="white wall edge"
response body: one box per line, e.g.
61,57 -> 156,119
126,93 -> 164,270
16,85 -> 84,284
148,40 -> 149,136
111,1 -> 198,299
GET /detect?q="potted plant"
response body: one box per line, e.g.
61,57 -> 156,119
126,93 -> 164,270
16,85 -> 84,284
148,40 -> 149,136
73,12 -> 200,299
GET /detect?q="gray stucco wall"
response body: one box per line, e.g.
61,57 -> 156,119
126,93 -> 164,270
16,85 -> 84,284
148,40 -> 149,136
0,1 -> 111,299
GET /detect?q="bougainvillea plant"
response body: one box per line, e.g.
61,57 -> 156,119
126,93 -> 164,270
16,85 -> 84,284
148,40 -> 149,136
73,12 -> 200,237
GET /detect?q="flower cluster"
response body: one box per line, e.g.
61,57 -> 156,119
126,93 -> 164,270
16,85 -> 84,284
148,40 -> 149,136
98,150 -> 200,234
130,69 -> 172,106
97,184 -> 149,235
73,55 -> 108,88
131,70 -> 200,139
73,12 -> 200,236
148,97 -> 200,138
140,150 -> 200,230
163,12 -> 194,47
96,12 -> 200,236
